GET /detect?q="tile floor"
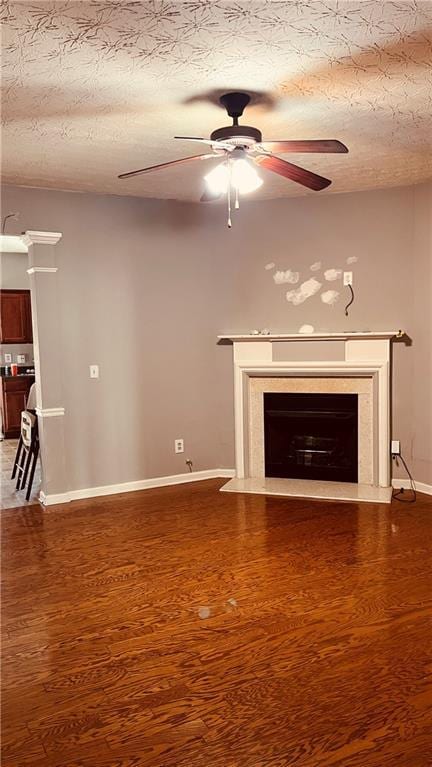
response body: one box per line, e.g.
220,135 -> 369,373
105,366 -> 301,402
0,438 -> 41,509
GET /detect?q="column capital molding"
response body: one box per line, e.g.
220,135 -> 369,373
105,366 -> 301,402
36,407 -> 65,418
22,230 -> 63,247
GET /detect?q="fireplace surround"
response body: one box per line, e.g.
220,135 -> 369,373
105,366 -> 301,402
218,331 -> 403,504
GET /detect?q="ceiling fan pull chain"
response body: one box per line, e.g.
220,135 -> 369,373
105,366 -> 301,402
227,162 -> 232,228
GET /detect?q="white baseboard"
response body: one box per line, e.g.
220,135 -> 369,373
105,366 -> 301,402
38,470 -> 431,507
39,468 -> 236,506
392,478 -> 432,496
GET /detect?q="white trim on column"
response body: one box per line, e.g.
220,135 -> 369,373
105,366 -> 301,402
27,267 -> 58,274
22,231 -> 62,247
35,407 -> 65,418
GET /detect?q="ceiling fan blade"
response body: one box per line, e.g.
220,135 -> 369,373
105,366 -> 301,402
200,188 -> 222,202
175,136 -> 233,151
257,140 -> 348,154
175,136 -> 211,144
118,153 -> 214,179
254,154 -> 331,191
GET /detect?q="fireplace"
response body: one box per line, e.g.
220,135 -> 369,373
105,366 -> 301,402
264,393 -> 358,483
217,330 -> 397,503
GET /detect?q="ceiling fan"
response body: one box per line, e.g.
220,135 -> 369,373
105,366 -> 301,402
118,92 -> 348,225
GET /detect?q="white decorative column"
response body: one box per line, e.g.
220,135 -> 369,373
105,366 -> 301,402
22,230 -> 67,501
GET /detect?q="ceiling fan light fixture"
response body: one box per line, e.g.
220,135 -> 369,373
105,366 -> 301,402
205,158 -> 262,196
204,162 -> 229,195
231,158 -> 263,194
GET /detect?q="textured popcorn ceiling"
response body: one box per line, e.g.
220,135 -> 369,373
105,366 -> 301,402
1,0 -> 431,201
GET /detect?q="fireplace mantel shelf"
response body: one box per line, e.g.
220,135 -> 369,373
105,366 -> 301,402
218,330 -> 404,342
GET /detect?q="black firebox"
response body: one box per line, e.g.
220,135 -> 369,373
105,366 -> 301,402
264,392 -> 358,483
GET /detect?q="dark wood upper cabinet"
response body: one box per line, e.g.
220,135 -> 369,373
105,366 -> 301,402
0,290 -> 33,344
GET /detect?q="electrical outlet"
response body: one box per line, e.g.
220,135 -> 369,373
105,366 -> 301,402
343,271 -> 353,286
89,364 -> 99,379
17,354 -> 26,364
175,438 -> 184,454
391,440 -> 401,455
4,353 -> 12,364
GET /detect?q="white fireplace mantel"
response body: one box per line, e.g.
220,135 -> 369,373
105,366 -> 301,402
218,330 -> 404,342
220,330 -> 403,504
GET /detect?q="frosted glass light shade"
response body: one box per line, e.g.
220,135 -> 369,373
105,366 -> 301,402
204,163 -> 230,195
231,159 -> 263,193
205,158 -> 263,195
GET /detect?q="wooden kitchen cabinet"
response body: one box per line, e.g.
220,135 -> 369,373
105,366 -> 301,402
0,289 -> 33,344
1,375 -> 35,438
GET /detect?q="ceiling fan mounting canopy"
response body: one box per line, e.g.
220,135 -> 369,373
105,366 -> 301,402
219,91 -> 251,119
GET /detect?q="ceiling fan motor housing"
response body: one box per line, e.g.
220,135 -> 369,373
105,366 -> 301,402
210,124 -> 262,145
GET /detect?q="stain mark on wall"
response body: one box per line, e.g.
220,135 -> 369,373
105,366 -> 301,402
274,269 -> 300,285
265,262 -> 275,270
347,256 -> 358,264
321,289 -> 340,305
310,261 -> 322,271
299,324 -> 315,334
286,277 -> 322,305
324,268 -> 342,281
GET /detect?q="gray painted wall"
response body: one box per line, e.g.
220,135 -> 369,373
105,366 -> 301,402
1,181 -> 430,491
411,182 -> 432,484
0,252 -> 29,289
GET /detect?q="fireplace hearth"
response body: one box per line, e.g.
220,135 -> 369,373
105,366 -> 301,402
264,392 -> 358,483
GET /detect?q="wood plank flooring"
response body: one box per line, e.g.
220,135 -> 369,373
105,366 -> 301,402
2,479 -> 432,766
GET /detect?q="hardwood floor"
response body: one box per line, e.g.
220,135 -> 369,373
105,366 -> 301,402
2,479 -> 432,766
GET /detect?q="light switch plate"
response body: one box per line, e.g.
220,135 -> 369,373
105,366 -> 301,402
90,365 -> 99,379
17,354 -> 26,364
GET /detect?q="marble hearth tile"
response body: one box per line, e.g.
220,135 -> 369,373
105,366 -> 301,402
220,477 -> 392,504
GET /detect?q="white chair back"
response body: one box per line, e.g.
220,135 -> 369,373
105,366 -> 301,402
21,410 -> 37,449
